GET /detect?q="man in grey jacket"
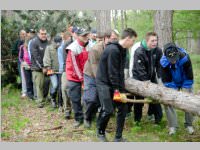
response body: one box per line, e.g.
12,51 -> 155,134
31,28 -> 48,108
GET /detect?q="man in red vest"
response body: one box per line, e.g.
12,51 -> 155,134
65,27 -> 90,128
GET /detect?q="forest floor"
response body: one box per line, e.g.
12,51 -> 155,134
1,55 -> 200,142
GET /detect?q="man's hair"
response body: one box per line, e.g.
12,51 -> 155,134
96,31 -> 105,39
145,32 -> 157,41
121,28 -> 137,39
104,30 -> 112,38
63,31 -> 71,37
39,27 -> 46,33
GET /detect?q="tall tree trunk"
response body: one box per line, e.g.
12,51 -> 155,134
197,32 -> 200,54
124,10 -> 128,29
154,10 -> 174,50
95,10 -> 111,33
187,31 -> 192,53
121,10 -> 124,32
125,78 -> 200,116
114,10 -> 117,29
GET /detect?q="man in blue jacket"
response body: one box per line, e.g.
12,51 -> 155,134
160,42 -> 194,135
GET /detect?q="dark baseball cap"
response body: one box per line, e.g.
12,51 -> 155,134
75,27 -> 90,36
164,43 -> 179,63
72,26 -> 78,33
54,35 -> 62,44
27,28 -> 36,33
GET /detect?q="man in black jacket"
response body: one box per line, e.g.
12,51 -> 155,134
132,32 -> 163,125
31,28 -> 48,108
96,28 -> 137,142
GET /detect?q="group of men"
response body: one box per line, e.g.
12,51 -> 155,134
12,25 -> 195,142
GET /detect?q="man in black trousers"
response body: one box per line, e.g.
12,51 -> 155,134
96,28 -> 137,142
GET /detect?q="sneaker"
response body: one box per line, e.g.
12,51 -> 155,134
73,120 -> 83,128
21,93 -> 27,99
186,126 -> 194,135
147,115 -> 155,121
113,137 -> 128,142
37,103 -> 44,108
97,132 -> 108,142
169,127 -> 176,135
84,119 -> 91,128
58,106 -> 63,113
51,101 -> 57,108
65,111 -> 71,120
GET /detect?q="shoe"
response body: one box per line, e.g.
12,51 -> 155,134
84,120 -> 91,128
58,106 -> 63,113
113,137 -> 128,142
147,115 -> 155,121
65,111 -> 71,120
186,126 -> 194,135
51,100 -> 57,108
21,93 -> 27,99
73,120 -> 83,128
37,103 -> 44,108
97,132 -> 108,142
169,127 -> 176,135
126,112 -> 131,118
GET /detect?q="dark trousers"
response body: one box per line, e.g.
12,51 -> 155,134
68,81 -> 83,122
96,82 -> 127,139
85,102 -> 99,121
24,69 -> 34,99
43,75 -> 50,99
58,74 -> 63,107
134,96 -> 163,123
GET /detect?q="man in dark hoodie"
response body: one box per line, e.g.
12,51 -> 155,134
132,32 -> 163,125
160,43 -> 194,135
31,28 -> 48,108
96,28 -> 137,142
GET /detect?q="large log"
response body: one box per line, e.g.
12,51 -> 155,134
125,78 -> 200,116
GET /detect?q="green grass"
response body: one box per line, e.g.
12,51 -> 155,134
1,86 -> 31,134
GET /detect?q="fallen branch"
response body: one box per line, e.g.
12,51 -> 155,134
29,125 -> 63,133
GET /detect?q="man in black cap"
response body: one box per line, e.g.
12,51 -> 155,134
160,42 -> 194,135
65,27 -> 90,127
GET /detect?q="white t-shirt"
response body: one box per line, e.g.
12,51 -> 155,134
129,42 -> 141,77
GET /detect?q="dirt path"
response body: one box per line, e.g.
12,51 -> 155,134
1,97 -> 97,142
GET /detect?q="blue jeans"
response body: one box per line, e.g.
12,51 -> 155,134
49,74 -> 59,98
83,74 -> 100,121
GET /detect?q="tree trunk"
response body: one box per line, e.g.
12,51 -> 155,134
154,10 -> 174,50
124,10 -> 128,29
125,78 -> 200,116
95,10 -> 111,33
121,10 -> 124,32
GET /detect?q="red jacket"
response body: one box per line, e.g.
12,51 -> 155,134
66,39 -> 89,82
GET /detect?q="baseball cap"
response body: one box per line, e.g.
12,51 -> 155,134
164,43 -> 179,63
75,27 -> 90,36
54,35 -> 62,44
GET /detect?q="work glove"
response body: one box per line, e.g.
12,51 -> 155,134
113,89 -> 127,103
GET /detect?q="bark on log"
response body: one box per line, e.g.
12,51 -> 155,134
125,78 -> 200,116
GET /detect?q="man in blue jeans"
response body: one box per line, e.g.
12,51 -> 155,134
43,36 -> 63,108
